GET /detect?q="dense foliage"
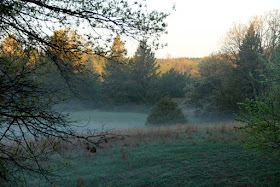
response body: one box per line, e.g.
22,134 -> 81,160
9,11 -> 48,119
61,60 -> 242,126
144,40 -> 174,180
185,10 -> 280,116
146,97 -> 187,126
185,55 -> 242,115
156,57 -> 200,75
100,38 -> 189,105
236,34 -> 280,156
158,68 -> 190,98
237,90 -> 280,156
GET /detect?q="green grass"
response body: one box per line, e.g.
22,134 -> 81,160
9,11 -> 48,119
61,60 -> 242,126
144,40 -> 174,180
29,124 -> 280,187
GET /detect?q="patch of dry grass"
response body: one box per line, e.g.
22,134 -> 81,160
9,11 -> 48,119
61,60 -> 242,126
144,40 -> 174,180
36,121 -> 243,157
94,121 -> 243,150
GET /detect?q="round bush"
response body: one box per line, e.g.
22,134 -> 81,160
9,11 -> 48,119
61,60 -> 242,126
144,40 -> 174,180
145,97 -> 188,126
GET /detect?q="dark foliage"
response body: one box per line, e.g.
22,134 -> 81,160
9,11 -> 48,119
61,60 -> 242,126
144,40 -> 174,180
129,40 -> 160,104
158,68 -> 190,98
185,55 -> 243,115
146,97 -> 187,126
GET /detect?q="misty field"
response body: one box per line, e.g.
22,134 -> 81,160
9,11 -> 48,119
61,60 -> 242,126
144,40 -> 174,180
67,108 -> 224,131
68,111 -> 148,130
27,122 -> 280,186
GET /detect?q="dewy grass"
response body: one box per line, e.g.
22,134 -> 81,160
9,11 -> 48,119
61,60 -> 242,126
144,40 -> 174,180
26,122 -> 280,187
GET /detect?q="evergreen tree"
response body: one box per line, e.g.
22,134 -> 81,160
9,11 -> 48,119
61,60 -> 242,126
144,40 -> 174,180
0,34 -> 23,58
110,34 -> 127,61
236,23 -> 265,100
130,40 -> 160,104
237,35 -> 280,157
48,29 -> 86,69
103,34 -> 131,104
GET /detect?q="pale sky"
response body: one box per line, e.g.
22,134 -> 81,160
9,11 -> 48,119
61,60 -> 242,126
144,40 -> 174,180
141,0 -> 280,58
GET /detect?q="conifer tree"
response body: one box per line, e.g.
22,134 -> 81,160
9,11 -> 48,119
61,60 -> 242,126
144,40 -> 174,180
110,34 -> 128,61
236,23 -> 265,99
48,29 -> 86,70
130,40 -> 160,104
103,34 -> 131,104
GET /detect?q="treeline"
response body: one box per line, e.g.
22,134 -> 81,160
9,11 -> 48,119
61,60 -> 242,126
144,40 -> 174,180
185,10 -> 280,116
0,30 -> 190,109
86,35 -> 190,106
86,54 -> 200,76
156,57 -> 200,75
3,10 -> 280,117
183,10 -> 280,154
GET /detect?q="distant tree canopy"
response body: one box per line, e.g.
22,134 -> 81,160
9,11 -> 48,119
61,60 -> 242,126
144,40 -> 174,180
185,54 -> 242,114
158,68 -> 190,98
100,38 -> 190,106
48,29 -> 86,68
110,34 -> 128,60
156,57 -> 200,75
1,34 -> 23,57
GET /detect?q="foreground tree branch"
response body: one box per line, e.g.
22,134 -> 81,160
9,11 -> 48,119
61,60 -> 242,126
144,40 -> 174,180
0,0 -> 169,185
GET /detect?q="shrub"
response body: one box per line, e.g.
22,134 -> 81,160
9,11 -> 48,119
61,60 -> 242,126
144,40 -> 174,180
145,97 -> 187,126
237,88 -> 280,157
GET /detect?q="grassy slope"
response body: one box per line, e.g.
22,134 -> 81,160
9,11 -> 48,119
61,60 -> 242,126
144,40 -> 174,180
31,123 -> 280,187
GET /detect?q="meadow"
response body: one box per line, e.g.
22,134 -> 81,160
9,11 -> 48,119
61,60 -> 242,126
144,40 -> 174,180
68,111 -> 148,130
27,121 -> 280,187
66,105 -> 227,132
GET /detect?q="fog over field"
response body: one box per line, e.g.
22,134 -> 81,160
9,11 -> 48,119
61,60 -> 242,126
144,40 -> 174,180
54,99 -> 235,133
1,0 -> 280,186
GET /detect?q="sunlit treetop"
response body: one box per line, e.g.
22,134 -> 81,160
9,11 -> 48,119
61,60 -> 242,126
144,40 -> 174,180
110,34 -> 127,59
0,34 -> 23,57
48,29 -> 86,66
